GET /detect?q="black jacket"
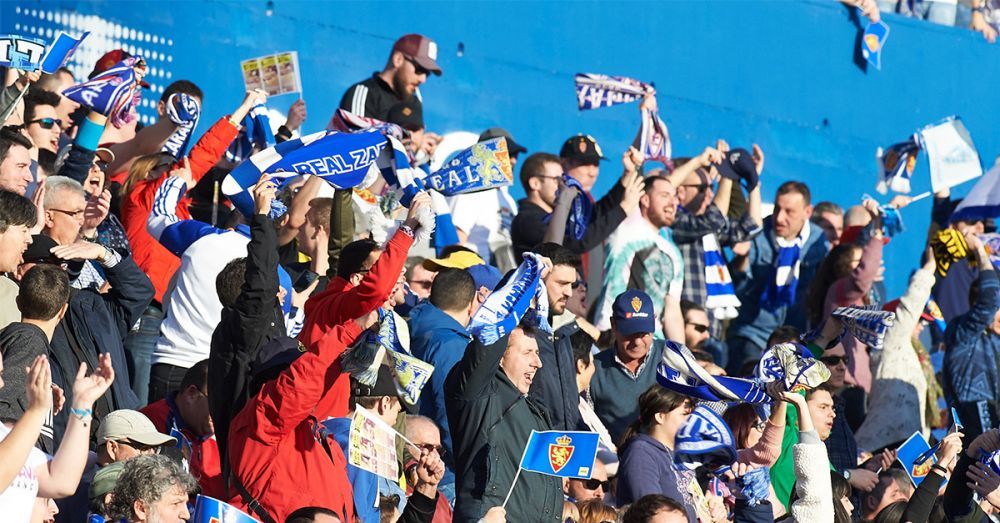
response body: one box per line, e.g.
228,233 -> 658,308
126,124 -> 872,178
511,181 -> 627,262
339,72 -> 405,121
50,253 -> 152,445
208,213 -> 287,476
445,332 -> 562,523
528,321 -> 581,431
0,322 -> 55,452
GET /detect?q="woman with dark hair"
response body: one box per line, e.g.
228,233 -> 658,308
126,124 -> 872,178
830,471 -> 854,523
614,384 -> 695,521
805,242 -> 864,327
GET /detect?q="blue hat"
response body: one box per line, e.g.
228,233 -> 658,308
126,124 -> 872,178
466,263 -> 502,292
611,289 -> 655,336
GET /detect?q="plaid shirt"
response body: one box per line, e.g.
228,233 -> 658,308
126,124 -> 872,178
671,204 -> 762,305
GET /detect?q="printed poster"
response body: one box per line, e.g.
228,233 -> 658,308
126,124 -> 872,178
240,58 -> 263,91
348,406 -> 399,481
277,51 -> 301,94
260,54 -> 280,95
240,51 -> 302,95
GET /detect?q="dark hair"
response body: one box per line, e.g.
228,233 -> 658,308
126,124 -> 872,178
766,325 -> 801,347
17,264 -> 69,321
0,125 -> 33,164
642,174 -> 671,192
180,359 -> 209,393
680,300 -> 705,321
429,269 -> 475,312
160,79 -> 203,104
722,403 -> 760,449
0,190 -> 38,232
806,243 -> 862,326
519,152 -> 561,191
620,384 -> 690,449
804,385 -> 834,402
812,201 -> 844,220
873,501 -> 906,523
831,471 -> 853,523
23,87 -> 61,124
215,258 -> 247,308
337,238 -> 380,278
621,494 -> 686,523
775,180 -> 811,205
864,469 -> 912,517
37,149 -> 56,175
286,507 -> 340,523
531,242 -> 581,270
569,328 -> 594,368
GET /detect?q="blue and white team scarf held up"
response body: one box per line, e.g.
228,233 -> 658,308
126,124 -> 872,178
702,234 -> 740,320
543,175 -> 592,242
62,55 -> 145,128
226,102 -> 275,163
574,73 -> 654,111
468,253 -> 551,345
161,93 -> 201,159
761,224 -> 810,309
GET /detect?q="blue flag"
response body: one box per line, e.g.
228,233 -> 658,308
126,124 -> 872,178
62,56 -> 145,128
191,495 -> 257,523
0,35 -> 48,71
896,431 -> 935,486
423,137 -> 513,196
221,128 -> 387,216
41,31 -> 89,73
875,137 -> 919,194
862,20 -> 890,71
519,430 -> 600,479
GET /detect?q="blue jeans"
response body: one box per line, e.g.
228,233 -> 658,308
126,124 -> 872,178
878,0 -> 958,25
123,305 -> 163,406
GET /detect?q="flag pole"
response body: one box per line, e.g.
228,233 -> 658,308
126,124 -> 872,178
502,430 -> 535,509
909,191 -> 932,203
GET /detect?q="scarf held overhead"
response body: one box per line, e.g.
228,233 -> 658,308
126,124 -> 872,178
226,102 -> 275,163
161,92 -> 201,159
62,56 -> 146,128
468,253 -> 550,345
574,73 -> 654,111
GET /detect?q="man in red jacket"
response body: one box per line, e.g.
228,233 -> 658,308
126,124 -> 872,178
139,359 -> 226,500
298,192 -> 431,419
229,311 -> 377,523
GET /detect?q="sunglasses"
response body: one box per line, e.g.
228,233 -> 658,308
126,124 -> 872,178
682,183 -> 710,192
28,117 -> 63,130
820,355 -> 847,366
581,478 -> 610,491
416,443 -> 444,455
689,323 -> 710,334
410,280 -> 433,290
572,280 -> 587,291
406,56 -> 430,76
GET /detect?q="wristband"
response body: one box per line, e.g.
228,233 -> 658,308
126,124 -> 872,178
931,464 -> 948,473
398,224 -> 415,238
70,407 -> 92,420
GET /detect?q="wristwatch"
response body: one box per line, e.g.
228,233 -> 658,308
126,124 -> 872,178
843,469 -> 852,481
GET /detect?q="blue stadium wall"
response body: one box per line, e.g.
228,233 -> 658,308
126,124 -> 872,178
3,0 -> 999,297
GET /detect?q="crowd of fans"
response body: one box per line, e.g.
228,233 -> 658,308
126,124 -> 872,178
0,7 -> 998,523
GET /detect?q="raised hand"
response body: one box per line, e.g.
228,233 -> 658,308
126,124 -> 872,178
252,174 -> 277,215
285,99 -> 307,132
82,188 -> 112,235
24,355 -> 53,415
72,352 -> 115,408
622,146 -> 644,174
404,192 -> 432,230
752,144 -> 765,176
169,157 -> 194,189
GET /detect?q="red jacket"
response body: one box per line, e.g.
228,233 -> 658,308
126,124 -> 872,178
297,229 -> 413,418
119,118 -> 239,303
140,394 -> 228,501
229,321 -> 363,523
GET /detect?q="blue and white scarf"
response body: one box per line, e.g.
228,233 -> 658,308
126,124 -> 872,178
341,308 -> 402,386
62,55 -> 145,128
832,305 -> 895,351
226,102 -> 274,163
468,253 -> 550,345
161,93 -> 201,159
574,73 -> 654,111
657,341 -> 769,404
702,234 -> 740,320
755,342 -> 831,392
326,108 -> 406,142
875,137 -> 920,195
634,106 -> 672,167
761,225 -> 810,309
674,405 -> 737,471
543,175 -> 592,241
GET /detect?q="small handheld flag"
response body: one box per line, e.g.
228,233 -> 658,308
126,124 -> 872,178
950,165 -> 1000,225
918,117 -> 982,194
861,20 -> 890,71
896,431 -> 936,486
40,31 -> 90,74
191,495 -> 257,523
519,430 -> 600,478
875,137 -> 919,195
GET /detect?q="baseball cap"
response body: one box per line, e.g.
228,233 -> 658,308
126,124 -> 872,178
839,225 -> 890,246
466,263 -> 502,291
20,235 -> 60,265
422,250 -> 485,271
89,461 -> 125,500
559,134 -> 606,165
611,289 -> 655,337
97,410 -> 177,447
386,98 -> 424,132
479,128 -> 527,158
89,49 -> 150,87
351,365 -> 398,398
716,148 -> 758,191
392,34 -> 442,76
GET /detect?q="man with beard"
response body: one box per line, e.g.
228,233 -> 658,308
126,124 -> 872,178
339,34 -> 442,121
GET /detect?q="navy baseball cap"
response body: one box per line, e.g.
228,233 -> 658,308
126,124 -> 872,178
611,289 -> 655,336
466,263 -> 502,291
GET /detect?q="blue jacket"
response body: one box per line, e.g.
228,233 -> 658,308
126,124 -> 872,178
409,301 -> 471,459
944,270 -> 1000,406
616,434 -> 696,522
728,218 -> 828,352
528,321 -> 582,431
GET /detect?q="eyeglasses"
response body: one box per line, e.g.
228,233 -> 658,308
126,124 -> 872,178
682,183 -> 710,192
532,174 -> 562,182
27,117 -> 63,130
416,443 -> 444,455
410,279 -> 433,290
91,160 -> 108,172
820,355 -> 847,367
118,440 -> 161,454
48,208 -> 85,220
689,323 -> 709,334
581,478 -> 610,491
405,57 -> 430,76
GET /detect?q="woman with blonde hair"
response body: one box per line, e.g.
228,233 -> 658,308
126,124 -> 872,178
576,498 -> 617,523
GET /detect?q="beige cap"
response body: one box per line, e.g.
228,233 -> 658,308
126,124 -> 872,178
97,409 -> 177,447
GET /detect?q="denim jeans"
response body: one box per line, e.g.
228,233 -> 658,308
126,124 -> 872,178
123,305 -> 163,406
148,362 -> 189,404
878,0 -> 958,25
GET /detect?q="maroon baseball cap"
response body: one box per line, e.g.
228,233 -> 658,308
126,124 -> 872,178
89,49 -> 150,88
392,34 -> 442,76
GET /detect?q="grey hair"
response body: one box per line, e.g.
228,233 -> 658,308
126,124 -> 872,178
107,455 -> 198,520
43,175 -> 85,209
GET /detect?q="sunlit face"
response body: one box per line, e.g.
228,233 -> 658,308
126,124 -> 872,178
0,144 -> 33,195
683,308 -> 711,350
545,264 -> 576,316
392,53 -> 428,98
806,389 -> 836,440
44,188 -> 86,245
821,344 -> 848,389
140,484 -> 190,523
773,191 -> 812,240
529,161 -> 562,208
500,328 -> 542,395
640,178 -> 678,228
407,263 -> 436,299
817,211 -> 843,245
567,458 -> 607,501
26,104 -> 61,153
565,163 -> 599,193
0,224 -> 32,273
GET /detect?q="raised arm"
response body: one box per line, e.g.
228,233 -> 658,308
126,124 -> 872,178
947,233 -> 998,343
0,356 -> 51,492
147,163 -> 225,256
445,332 -> 511,401
107,117 -> 180,175
542,182 -> 579,245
